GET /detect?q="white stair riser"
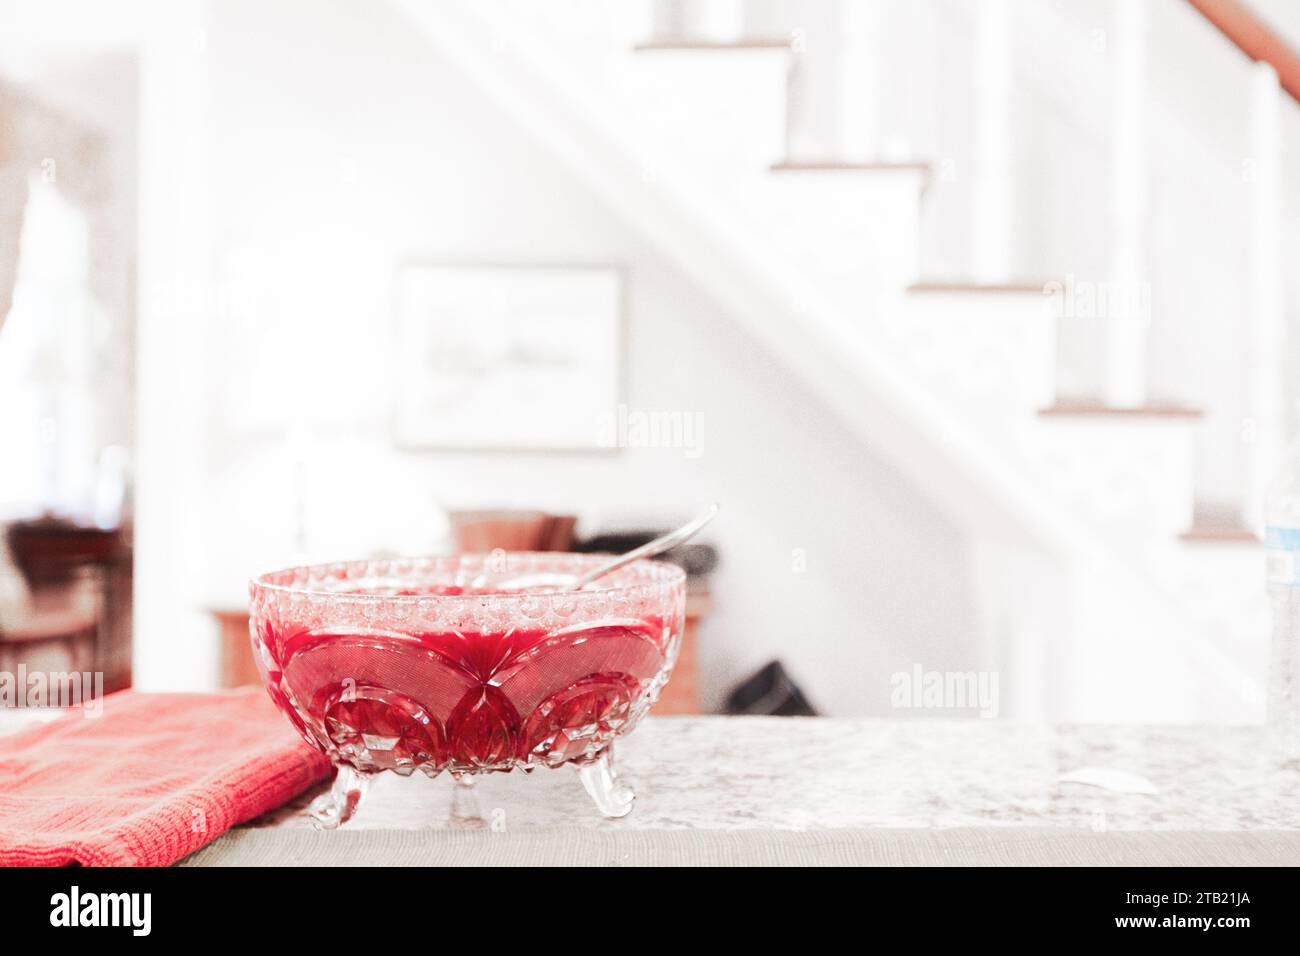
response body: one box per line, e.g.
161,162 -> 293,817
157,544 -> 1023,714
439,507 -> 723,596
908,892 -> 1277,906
743,172 -> 924,294
1070,571 -> 1218,721
882,293 -> 1057,420
1164,544 -> 1270,652
980,543 -> 1262,722
1027,419 -> 1197,539
620,51 -> 791,177
1084,569 -> 1263,722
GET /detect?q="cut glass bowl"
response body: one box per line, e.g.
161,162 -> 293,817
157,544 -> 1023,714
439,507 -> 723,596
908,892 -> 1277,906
248,553 -> 686,826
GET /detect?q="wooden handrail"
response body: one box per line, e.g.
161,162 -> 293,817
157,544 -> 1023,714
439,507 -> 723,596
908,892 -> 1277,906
1186,0 -> 1300,103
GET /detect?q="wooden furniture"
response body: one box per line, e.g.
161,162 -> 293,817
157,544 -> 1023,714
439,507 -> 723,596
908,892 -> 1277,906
0,607 -> 97,680
213,609 -> 263,688
448,511 -> 577,553
649,590 -> 709,714
5,519 -> 132,693
210,589 -> 710,714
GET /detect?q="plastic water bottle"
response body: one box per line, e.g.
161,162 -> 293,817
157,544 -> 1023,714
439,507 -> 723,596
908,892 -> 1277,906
1266,469 -> 1300,757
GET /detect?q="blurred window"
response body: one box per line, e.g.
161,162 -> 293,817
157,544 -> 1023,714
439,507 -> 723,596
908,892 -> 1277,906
0,173 -> 100,520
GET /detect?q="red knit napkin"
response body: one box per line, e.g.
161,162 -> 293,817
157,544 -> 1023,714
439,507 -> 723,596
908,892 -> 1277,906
0,688 -> 332,866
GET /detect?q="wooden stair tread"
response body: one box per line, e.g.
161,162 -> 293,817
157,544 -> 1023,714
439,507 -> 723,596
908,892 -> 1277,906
909,279 -> 1051,294
1038,403 -> 1204,419
634,39 -> 792,52
771,159 -> 932,174
1180,524 -> 1260,544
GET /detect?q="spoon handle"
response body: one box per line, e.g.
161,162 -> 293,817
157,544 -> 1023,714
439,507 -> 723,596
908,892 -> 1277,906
571,503 -> 719,589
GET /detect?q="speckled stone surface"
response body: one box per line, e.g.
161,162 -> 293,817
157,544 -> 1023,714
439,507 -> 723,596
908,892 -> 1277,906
246,717 -> 1300,832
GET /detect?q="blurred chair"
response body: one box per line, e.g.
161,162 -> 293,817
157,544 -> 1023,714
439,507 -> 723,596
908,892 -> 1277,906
0,606 -> 96,681
4,518 -> 132,693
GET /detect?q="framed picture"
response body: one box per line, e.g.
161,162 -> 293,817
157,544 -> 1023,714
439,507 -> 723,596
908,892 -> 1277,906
393,263 -> 624,451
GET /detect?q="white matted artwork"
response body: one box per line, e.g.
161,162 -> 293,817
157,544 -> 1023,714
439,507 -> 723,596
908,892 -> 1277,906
393,264 -> 623,450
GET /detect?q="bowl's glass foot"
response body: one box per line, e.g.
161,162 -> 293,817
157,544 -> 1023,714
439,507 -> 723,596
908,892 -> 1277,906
308,765 -> 369,829
449,772 -> 486,827
575,748 -> 635,818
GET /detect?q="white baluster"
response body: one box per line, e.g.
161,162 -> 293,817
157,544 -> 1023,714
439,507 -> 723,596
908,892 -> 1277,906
972,0 -> 1012,282
784,0 -> 865,160
651,0 -> 687,41
1104,0 -> 1149,407
837,0 -> 879,159
687,0 -> 745,43
1245,60 -> 1283,530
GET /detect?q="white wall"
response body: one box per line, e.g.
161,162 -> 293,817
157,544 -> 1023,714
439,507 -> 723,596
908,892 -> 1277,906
125,0 -> 982,715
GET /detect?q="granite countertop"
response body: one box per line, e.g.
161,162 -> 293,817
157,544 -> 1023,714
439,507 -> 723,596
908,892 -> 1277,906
7,710 -> 1299,863
245,717 -> 1300,833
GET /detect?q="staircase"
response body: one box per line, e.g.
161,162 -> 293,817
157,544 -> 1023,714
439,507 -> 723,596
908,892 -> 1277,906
391,0 -> 1281,721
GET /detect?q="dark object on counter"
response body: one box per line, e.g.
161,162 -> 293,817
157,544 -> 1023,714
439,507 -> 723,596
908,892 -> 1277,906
724,660 -> 818,716
575,532 -> 718,578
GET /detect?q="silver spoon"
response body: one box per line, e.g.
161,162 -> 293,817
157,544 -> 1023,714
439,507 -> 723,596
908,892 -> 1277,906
479,503 -> 719,592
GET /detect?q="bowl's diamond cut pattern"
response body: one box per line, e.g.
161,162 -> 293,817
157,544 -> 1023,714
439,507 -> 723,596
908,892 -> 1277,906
321,685 -> 445,773
447,685 -> 521,770
249,554 -> 685,782
523,672 -> 641,768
